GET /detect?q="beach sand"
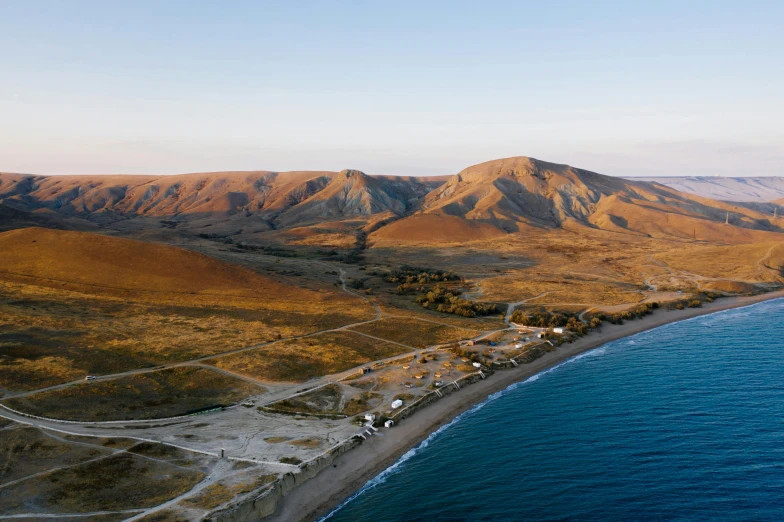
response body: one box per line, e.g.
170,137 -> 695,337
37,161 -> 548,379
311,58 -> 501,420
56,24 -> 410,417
269,290 -> 784,522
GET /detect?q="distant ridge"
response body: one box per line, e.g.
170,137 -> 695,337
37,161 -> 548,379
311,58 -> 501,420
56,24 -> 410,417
1,157 -> 783,243
627,176 -> 784,203
373,157 -> 784,243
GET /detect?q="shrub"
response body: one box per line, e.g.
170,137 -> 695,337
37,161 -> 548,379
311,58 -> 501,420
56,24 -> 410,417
415,285 -> 498,317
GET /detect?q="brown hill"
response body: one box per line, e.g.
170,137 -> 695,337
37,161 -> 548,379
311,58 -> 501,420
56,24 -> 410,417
0,203 -> 97,233
372,214 -> 508,243
0,227 -> 321,301
2,158 -> 782,245
0,170 -> 446,236
375,157 -> 784,243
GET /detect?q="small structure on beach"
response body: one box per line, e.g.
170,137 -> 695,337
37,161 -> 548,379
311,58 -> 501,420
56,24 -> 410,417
391,399 -> 403,409
553,327 -> 566,334
384,420 -> 395,428
364,413 -> 376,423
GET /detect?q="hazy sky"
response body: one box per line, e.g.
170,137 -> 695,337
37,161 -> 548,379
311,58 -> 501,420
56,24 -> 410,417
1,1 -> 782,177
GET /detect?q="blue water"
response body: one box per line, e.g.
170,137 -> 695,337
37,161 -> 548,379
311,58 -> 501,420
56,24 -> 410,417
324,299 -> 784,521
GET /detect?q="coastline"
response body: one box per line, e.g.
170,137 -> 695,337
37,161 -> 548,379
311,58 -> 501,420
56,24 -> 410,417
268,290 -> 784,522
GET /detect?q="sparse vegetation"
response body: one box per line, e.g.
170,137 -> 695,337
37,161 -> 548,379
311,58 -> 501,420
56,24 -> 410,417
415,285 -> 499,317
4,367 -> 262,421
350,317 -> 480,349
0,451 -> 206,514
343,392 -> 383,416
182,474 -> 277,510
212,331 -> 410,382
269,384 -> 343,415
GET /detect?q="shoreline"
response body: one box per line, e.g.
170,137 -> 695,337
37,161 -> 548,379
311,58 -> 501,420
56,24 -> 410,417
269,290 -> 784,522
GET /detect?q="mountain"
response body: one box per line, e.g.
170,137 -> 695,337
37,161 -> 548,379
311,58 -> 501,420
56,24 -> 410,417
374,157 -> 784,243
2,158 -> 783,245
0,170 -> 446,236
627,176 -> 784,202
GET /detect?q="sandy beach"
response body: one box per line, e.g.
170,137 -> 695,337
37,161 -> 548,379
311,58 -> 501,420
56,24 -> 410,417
268,290 -> 784,522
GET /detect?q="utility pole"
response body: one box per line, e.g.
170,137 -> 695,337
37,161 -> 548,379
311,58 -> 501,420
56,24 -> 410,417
725,212 -> 729,225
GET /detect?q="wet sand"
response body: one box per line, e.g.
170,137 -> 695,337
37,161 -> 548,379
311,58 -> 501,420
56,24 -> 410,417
269,290 -> 784,522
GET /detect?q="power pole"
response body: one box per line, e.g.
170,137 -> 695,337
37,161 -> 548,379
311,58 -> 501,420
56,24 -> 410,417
725,212 -> 729,225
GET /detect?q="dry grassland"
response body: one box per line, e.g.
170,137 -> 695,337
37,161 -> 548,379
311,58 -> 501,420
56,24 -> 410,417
0,424 -> 111,485
266,384 -> 382,416
349,317 -> 480,348
5,367 -> 262,421
0,452 -> 205,514
270,384 -> 343,415
369,226 -> 782,307
482,274 -> 645,305
655,242 -> 784,281
0,278 -> 371,391
211,331 -> 410,382
181,473 -> 277,510
0,228 -> 375,392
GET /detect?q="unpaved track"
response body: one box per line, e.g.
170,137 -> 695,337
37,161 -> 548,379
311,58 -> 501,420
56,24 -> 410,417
124,458 -> 234,522
504,292 -> 551,324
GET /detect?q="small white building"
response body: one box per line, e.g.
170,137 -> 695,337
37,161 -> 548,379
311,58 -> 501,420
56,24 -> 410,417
553,327 -> 565,334
364,413 -> 376,422
384,420 -> 395,428
472,362 -> 482,368
514,343 -> 523,349
391,399 -> 403,409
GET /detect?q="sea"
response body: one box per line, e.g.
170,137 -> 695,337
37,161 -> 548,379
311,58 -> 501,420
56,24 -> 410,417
322,298 -> 784,521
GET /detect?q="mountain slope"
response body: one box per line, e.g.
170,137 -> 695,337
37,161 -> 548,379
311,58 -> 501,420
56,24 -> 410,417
0,170 -> 447,235
376,157 -> 784,243
0,227 -> 318,299
3,159 -> 783,245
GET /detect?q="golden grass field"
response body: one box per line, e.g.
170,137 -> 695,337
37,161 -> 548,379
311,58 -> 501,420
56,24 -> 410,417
349,317 -> 481,349
210,331 -> 410,382
0,228 -> 375,392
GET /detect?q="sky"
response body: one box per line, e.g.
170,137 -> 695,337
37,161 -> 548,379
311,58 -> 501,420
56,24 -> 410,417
1,1 -> 782,177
